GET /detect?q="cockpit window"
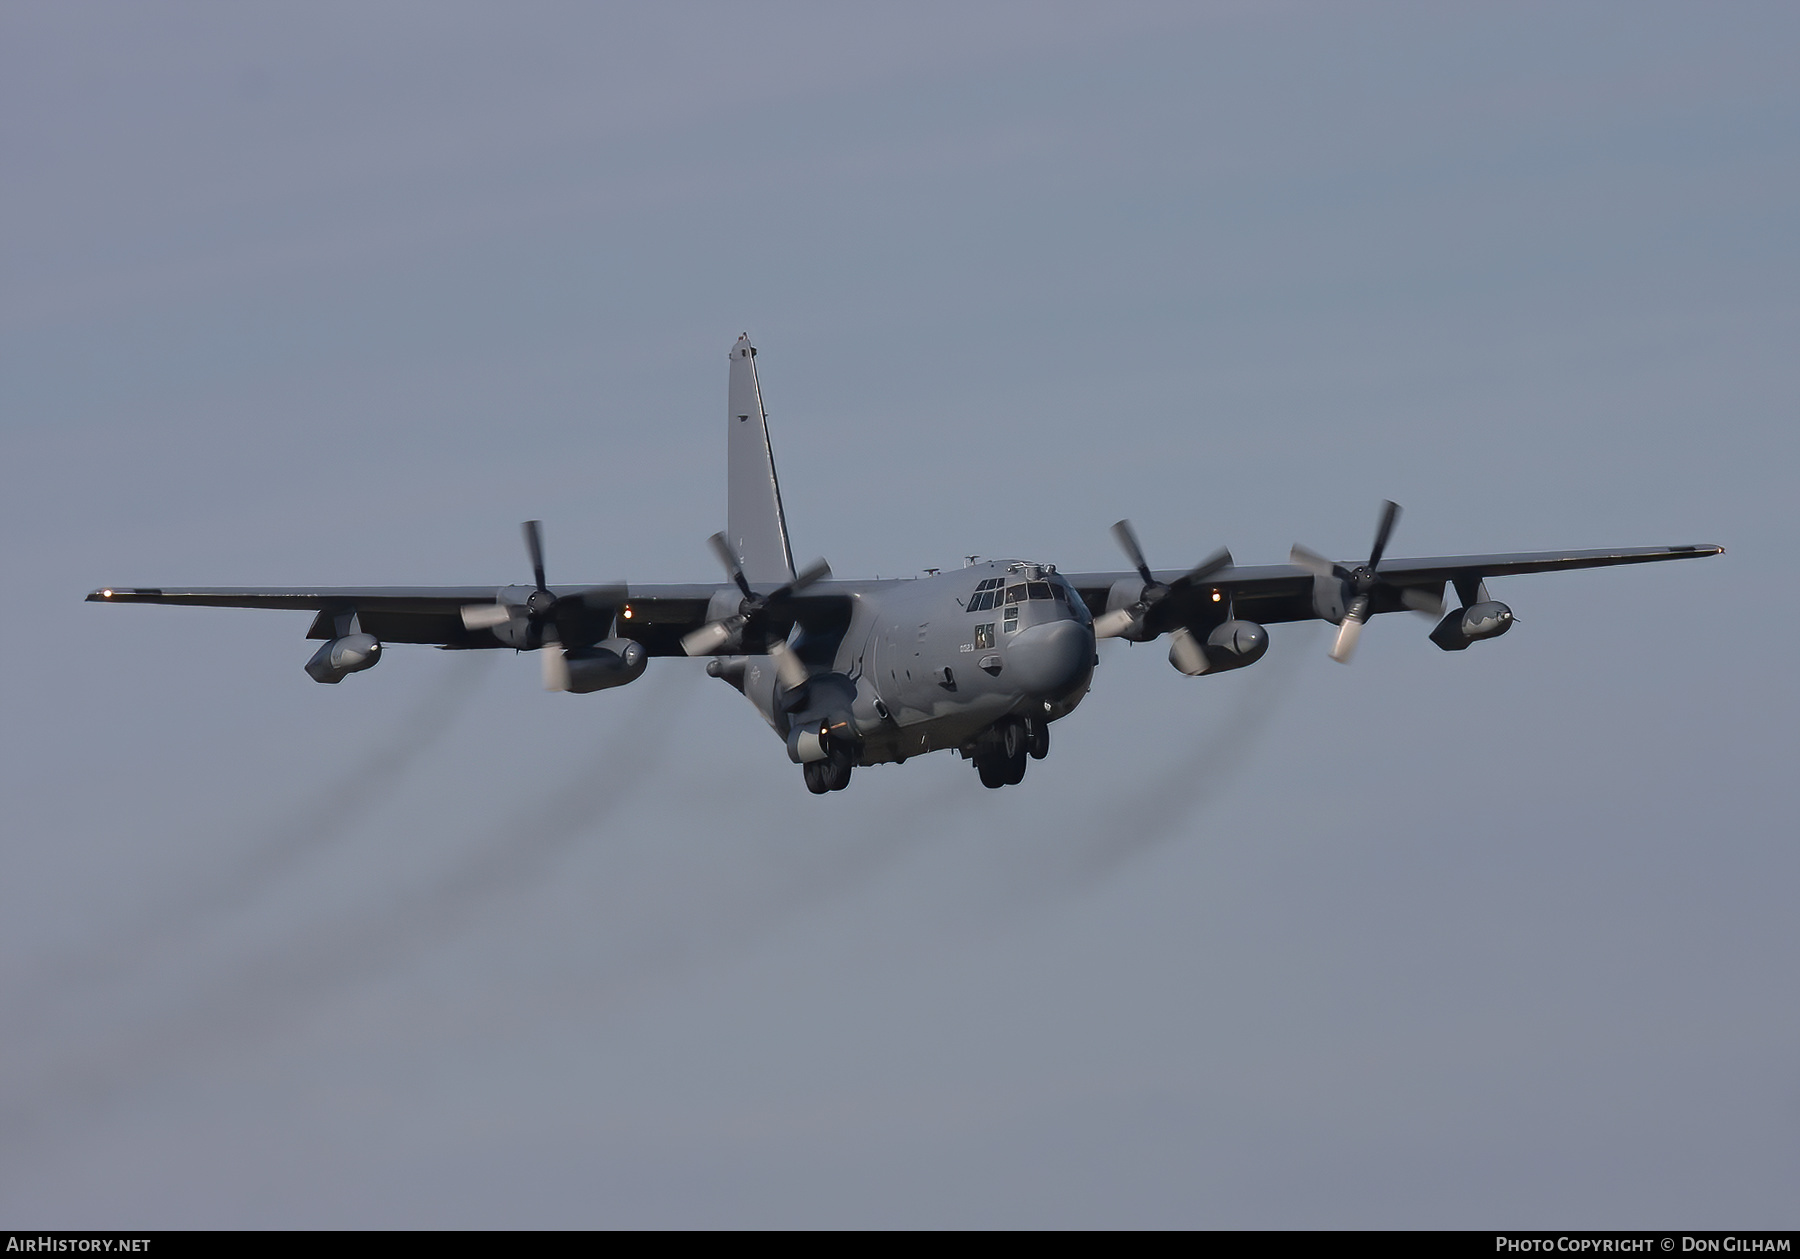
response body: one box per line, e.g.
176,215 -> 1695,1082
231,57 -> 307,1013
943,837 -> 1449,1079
1027,581 -> 1052,601
967,577 -> 1006,614
1004,584 -> 1026,604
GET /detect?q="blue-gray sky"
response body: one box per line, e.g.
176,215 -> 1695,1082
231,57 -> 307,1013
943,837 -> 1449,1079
2,1 -> 1794,1227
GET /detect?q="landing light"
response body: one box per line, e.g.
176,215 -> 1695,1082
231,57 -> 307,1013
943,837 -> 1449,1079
1211,590 -> 1221,602
622,606 -> 633,619
102,589 -> 113,598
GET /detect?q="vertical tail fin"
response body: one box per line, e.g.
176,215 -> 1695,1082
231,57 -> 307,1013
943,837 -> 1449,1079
727,334 -> 797,585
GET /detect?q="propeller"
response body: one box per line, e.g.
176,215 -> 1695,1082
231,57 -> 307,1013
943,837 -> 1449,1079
681,533 -> 830,692
1289,500 -> 1443,664
1092,519 -> 1233,640
459,520 -> 624,650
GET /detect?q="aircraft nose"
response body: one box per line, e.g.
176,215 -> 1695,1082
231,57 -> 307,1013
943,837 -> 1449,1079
1006,618 -> 1095,701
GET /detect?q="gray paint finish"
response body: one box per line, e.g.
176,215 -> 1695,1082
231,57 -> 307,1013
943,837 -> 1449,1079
9,4 -> 1792,1229
727,333 -> 797,587
88,337 -> 1716,797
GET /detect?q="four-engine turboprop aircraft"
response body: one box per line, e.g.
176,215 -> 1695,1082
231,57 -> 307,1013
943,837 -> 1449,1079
89,335 -> 1722,793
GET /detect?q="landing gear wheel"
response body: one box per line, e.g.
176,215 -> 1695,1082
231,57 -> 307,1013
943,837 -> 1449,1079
1003,745 -> 1027,785
803,761 -> 830,794
1000,717 -> 1023,761
977,758 -> 1007,789
1026,717 -> 1050,760
999,716 -> 1028,784
823,750 -> 853,792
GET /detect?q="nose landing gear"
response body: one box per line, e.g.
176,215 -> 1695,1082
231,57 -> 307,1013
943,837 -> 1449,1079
973,715 -> 1047,789
803,746 -> 854,794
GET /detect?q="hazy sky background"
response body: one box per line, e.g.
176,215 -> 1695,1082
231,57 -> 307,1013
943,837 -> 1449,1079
2,1 -> 1794,1227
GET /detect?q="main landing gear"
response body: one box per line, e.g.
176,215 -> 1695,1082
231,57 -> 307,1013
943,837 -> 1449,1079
802,746 -> 854,794
972,715 -> 1049,789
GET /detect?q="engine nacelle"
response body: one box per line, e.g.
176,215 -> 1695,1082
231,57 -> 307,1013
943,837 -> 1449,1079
1429,601 -> 1514,651
305,633 -> 382,684
786,719 -> 833,764
1168,619 -> 1269,676
556,638 -> 647,693
784,697 -> 861,763
1101,578 -> 1155,641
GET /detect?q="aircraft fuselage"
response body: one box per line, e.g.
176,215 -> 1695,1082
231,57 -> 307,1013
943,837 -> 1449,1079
720,560 -> 1095,770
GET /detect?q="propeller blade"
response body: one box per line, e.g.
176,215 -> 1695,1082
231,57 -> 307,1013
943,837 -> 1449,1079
523,520 -> 548,592
708,532 -> 755,599
1092,608 -> 1138,639
1167,627 -> 1211,675
1330,615 -> 1364,664
785,557 -> 832,594
681,619 -> 738,657
1368,500 -> 1401,569
1173,547 -> 1234,589
1330,594 -> 1372,664
1110,520 -> 1155,587
767,639 -> 810,691
1400,586 -> 1444,618
763,557 -> 833,606
551,590 -> 623,652
541,643 -> 570,692
1289,544 -> 1338,579
460,603 -> 514,630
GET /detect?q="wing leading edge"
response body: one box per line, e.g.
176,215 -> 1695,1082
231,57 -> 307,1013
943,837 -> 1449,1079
91,544 -> 1719,649
1063,543 -> 1723,627
83,583 -> 839,655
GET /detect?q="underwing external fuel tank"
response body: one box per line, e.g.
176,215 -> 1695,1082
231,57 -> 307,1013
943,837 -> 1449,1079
1166,619 -> 1269,676
1429,601 -> 1515,651
551,638 -> 648,693
304,633 -> 381,684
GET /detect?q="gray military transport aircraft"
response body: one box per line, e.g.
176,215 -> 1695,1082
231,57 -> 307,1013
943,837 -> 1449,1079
90,335 -> 1722,794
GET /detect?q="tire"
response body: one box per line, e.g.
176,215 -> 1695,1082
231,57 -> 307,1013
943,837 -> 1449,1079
1027,717 -> 1050,760
824,752 -> 853,792
1003,746 -> 1027,785
977,758 -> 1007,789
803,761 -> 830,794
1000,717 -> 1023,761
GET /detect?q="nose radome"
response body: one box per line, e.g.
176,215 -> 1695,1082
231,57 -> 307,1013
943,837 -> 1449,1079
1007,619 -> 1094,700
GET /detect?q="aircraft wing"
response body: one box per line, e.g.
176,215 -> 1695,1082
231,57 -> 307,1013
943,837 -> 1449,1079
1063,543 -> 1723,627
85,583 -> 735,654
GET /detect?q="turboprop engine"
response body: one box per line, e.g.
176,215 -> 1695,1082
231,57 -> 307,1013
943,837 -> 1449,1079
304,633 -> 381,684
543,637 -> 647,693
1428,601 -> 1515,651
781,674 -> 860,764
1166,619 -> 1269,676
785,712 -> 860,764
